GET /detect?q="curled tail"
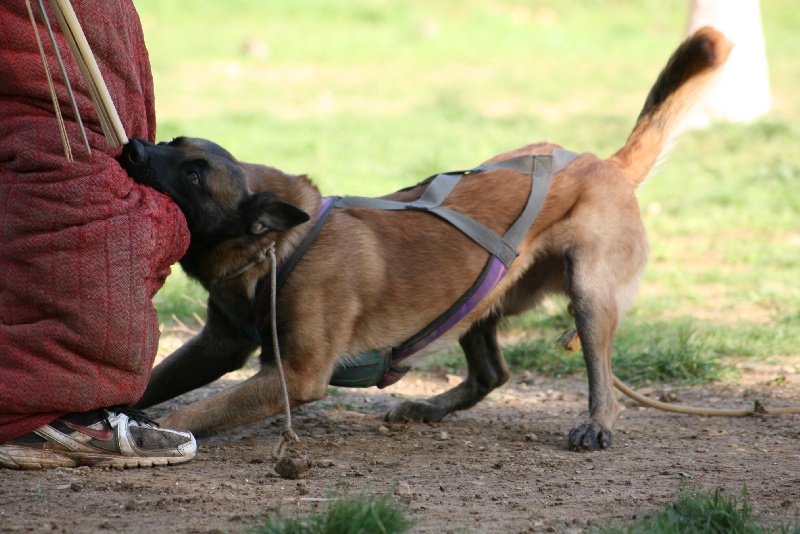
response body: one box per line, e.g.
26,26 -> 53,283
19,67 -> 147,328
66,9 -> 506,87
608,27 -> 733,187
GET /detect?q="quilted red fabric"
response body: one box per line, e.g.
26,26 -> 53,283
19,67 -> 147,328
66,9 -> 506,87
0,0 -> 189,441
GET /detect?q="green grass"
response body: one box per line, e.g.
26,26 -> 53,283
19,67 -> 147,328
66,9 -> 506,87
136,0 -> 800,381
251,492 -> 413,534
427,312 -> 730,385
493,314 -> 729,385
151,266 -> 207,325
612,321 -> 729,384
599,486 -> 800,534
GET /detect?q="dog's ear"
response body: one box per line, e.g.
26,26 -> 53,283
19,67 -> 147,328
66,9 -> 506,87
240,192 -> 310,235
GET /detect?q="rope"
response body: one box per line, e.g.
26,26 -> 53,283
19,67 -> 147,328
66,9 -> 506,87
613,374 -> 800,417
559,327 -> 800,417
266,242 -> 300,460
213,245 -> 271,283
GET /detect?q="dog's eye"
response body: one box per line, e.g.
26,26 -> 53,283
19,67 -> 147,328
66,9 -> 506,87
186,170 -> 200,184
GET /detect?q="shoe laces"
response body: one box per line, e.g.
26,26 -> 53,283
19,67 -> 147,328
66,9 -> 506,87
105,406 -> 160,427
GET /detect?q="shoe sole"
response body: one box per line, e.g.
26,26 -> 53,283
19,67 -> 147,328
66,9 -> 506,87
0,445 -> 195,470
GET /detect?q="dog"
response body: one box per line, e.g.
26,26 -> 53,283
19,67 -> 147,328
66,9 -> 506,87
122,27 -> 730,451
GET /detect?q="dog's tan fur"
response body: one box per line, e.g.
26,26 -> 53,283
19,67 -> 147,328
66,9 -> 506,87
129,28 -> 731,450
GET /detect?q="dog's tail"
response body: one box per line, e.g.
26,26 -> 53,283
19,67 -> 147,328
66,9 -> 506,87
608,27 -> 732,188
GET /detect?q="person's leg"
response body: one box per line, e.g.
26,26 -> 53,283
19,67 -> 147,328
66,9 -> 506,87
0,0 -> 192,466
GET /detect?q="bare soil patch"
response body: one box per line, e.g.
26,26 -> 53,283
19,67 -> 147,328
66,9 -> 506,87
2,358 -> 799,533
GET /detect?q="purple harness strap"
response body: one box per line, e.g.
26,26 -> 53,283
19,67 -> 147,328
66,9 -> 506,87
252,150 -> 578,388
378,255 -> 506,388
252,196 -> 335,338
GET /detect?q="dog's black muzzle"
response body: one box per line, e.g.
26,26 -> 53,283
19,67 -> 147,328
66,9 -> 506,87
121,138 -> 150,165
118,139 -> 165,189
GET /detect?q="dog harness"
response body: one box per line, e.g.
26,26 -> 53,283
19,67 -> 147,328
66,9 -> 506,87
252,149 -> 578,388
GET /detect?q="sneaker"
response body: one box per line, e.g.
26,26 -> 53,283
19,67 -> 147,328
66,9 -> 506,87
0,407 -> 196,469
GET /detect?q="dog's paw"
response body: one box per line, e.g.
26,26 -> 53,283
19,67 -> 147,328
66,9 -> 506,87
384,401 -> 447,424
567,422 -> 613,451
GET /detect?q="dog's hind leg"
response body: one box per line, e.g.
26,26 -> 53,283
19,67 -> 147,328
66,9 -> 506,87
563,247 -> 629,451
385,313 -> 509,423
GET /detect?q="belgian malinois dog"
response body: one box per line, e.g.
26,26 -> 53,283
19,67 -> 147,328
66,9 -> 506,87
123,28 -> 730,451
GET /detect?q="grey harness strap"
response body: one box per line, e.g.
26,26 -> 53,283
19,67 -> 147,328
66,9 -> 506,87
328,149 -> 579,389
333,149 -> 578,267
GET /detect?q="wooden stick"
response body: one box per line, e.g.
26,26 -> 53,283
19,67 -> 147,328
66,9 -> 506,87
46,0 -> 128,148
35,0 -> 91,157
25,0 -> 73,161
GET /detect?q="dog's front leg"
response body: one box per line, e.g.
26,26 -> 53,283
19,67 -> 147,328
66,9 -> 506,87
386,314 -> 508,423
156,360 -> 330,437
135,305 -> 258,409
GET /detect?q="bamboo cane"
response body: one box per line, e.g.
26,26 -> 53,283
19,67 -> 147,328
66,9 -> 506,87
24,0 -> 73,161
46,0 -> 128,148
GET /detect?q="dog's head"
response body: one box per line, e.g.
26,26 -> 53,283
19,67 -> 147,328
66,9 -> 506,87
119,137 -> 310,248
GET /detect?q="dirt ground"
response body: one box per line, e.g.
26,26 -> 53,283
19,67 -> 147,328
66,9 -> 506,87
2,349 -> 799,533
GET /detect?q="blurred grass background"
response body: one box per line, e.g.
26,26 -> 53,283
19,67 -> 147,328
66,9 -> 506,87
134,0 -> 800,383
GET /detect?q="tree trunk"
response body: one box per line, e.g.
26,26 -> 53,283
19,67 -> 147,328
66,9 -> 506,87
685,0 -> 771,127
